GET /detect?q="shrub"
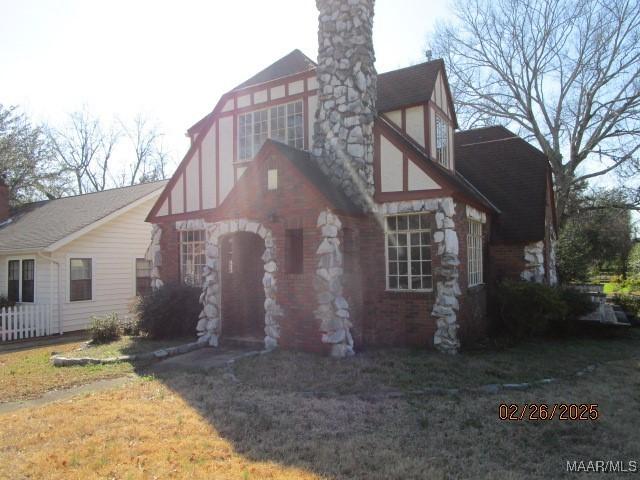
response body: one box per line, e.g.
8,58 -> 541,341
493,281 -> 597,340
0,296 -> 15,309
494,281 -> 567,339
89,313 -> 120,344
136,283 -> 201,339
120,315 -> 141,336
612,294 -> 640,322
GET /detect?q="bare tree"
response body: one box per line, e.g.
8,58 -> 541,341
118,114 -> 169,186
48,108 -> 120,194
431,0 -> 640,224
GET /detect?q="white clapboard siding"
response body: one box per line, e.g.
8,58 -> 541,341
1,304 -> 52,341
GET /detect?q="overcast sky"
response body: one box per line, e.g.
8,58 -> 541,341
0,0 -> 452,173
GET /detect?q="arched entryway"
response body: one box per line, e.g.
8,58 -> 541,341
220,232 -> 265,342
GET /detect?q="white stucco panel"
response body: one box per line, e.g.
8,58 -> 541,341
380,135 -> 403,192
270,85 -> 285,100
288,80 -> 304,95
170,174 -> 184,214
408,160 -> 440,191
218,116 -> 234,202
405,105 -> 425,147
254,89 -> 268,104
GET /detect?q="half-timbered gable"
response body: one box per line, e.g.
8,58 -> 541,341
146,0 -> 556,357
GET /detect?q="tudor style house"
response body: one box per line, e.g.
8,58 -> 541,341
146,0 -> 556,355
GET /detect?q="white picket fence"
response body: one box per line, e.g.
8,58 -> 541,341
1,304 -> 52,342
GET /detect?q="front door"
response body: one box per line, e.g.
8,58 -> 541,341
220,232 -> 265,339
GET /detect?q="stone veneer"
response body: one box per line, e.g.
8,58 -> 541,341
521,241 -> 545,283
314,209 -> 354,357
313,0 -> 377,211
148,224 -> 163,290
378,198 -> 461,354
172,218 -> 282,350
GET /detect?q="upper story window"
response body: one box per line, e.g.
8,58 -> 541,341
8,259 -> 35,303
435,114 -> 450,168
467,220 -> 483,287
180,230 -> 206,286
385,214 -> 433,291
238,100 -> 303,161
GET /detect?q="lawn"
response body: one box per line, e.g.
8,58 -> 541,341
0,335 -> 194,402
0,330 -> 639,479
65,335 -> 195,360
0,337 -> 132,403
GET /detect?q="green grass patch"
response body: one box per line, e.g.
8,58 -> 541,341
66,335 -> 194,360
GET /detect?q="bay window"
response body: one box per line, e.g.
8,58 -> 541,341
385,214 -> 433,291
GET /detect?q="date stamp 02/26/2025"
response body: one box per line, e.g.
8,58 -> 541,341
498,403 -> 599,421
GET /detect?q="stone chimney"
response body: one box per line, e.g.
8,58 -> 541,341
313,0 -> 376,211
0,175 -> 10,223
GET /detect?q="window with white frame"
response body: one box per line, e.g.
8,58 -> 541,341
180,230 -> 206,286
385,214 -> 433,291
70,258 -> 92,302
467,220 -> 483,286
7,259 -> 35,303
435,114 -> 450,168
135,258 -> 152,297
238,100 -> 304,160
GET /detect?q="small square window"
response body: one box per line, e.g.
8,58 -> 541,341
267,169 -> 278,190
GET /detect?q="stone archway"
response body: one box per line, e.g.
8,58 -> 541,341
195,219 -> 282,349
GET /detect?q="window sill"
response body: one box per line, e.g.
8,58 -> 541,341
467,283 -> 485,291
68,299 -> 94,304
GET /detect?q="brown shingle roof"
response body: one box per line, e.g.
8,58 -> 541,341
455,126 -> 550,242
233,49 -> 317,91
377,60 -> 441,111
0,181 -> 167,253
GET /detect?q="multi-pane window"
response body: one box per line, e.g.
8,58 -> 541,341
180,230 -> 206,286
70,258 -> 92,302
386,214 -> 433,291
7,259 -> 35,303
238,100 -> 304,160
467,220 -> 483,286
135,258 -> 152,297
435,114 -> 450,168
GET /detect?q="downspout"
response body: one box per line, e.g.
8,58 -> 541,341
36,252 -> 63,335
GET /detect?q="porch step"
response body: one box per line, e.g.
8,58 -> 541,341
221,336 -> 264,349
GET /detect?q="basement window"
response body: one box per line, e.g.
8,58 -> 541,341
285,229 -> 303,274
385,213 -> 432,291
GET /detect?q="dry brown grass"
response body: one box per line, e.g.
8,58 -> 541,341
0,339 -> 132,403
1,331 -> 639,479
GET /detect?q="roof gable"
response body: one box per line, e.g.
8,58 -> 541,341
218,140 -> 361,216
233,49 -> 317,91
0,181 -> 167,253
